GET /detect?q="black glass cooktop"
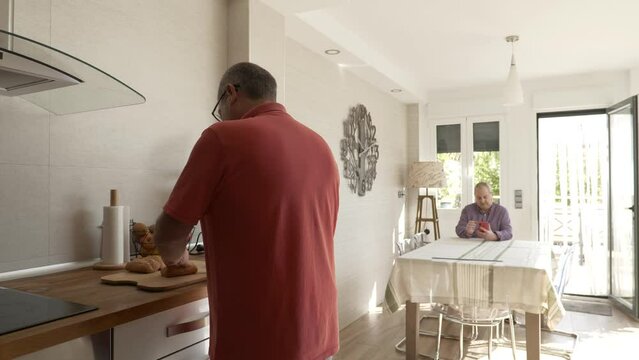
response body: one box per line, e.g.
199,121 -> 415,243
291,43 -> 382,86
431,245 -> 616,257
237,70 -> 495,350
0,287 -> 97,336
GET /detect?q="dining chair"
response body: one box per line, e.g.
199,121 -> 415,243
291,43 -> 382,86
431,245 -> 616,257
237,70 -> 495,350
433,303 -> 517,360
395,230 -> 431,255
540,244 -> 578,358
553,244 -> 575,298
393,307 -> 479,357
394,259 -> 517,359
509,244 -> 578,359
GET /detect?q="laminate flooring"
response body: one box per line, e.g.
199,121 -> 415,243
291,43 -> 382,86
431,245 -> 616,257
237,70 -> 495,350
334,304 -> 639,360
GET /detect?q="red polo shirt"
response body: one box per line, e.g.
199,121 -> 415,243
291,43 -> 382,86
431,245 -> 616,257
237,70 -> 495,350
164,103 -> 340,360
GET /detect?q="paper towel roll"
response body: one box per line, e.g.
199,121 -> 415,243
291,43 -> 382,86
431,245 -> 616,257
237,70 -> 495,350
101,206 -> 124,265
122,206 -> 131,263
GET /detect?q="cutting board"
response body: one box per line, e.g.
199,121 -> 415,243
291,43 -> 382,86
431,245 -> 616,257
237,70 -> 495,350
101,260 -> 207,292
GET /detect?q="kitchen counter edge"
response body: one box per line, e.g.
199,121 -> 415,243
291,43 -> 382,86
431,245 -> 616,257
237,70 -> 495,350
0,260 -> 208,359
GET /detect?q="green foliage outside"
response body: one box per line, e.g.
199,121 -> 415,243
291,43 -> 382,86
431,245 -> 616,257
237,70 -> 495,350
473,151 -> 500,198
437,153 -> 462,208
436,151 -> 500,208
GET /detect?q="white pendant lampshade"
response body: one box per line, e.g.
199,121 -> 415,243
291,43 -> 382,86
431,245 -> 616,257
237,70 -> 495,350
503,35 -> 524,106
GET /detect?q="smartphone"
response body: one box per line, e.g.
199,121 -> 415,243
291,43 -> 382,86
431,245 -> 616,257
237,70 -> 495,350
479,221 -> 489,231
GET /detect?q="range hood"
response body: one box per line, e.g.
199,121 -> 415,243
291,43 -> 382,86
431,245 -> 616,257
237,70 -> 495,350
0,0 -> 145,114
0,46 -> 81,96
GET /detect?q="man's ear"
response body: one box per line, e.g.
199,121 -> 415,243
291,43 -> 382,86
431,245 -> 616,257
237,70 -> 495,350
226,83 -> 239,103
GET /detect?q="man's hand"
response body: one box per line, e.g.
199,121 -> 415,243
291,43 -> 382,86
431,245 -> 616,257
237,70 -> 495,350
161,260 -> 199,277
465,221 -> 477,236
477,226 -> 499,241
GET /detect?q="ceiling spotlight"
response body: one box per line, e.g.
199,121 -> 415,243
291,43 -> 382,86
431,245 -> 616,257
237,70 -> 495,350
324,49 -> 341,55
503,35 -> 524,106
390,89 -> 403,93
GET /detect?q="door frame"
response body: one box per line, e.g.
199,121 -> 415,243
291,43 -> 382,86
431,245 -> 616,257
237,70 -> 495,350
607,95 -> 639,319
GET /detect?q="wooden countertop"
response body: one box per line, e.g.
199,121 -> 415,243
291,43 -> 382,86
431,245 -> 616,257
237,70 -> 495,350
0,258 -> 208,360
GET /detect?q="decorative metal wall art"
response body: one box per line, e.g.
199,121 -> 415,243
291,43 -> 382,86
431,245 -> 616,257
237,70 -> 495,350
340,104 -> 379,196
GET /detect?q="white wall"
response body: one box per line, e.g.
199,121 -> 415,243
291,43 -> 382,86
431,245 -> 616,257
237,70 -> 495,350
629,67 -> 639,96
424,70 -> 630,241
0,0 -> 227,272
285,39 -> 408,328
228,0 -> 286,103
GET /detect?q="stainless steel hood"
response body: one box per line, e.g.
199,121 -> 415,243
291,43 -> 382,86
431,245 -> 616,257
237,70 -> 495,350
0,0 -> 145,114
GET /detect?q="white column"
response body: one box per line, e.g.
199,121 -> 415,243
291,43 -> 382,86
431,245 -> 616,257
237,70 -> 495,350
227,0 -> 286,104
406,104 -> 420,235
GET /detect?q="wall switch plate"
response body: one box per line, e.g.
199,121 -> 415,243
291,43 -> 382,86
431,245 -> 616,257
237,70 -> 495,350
514,190 -> 523,209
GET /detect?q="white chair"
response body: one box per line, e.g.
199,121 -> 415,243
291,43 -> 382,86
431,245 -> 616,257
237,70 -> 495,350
394,257 -> 517,359
433,303 -> 517,360
541,244 -> 578,358
509,244 -> 578,359
395,230 -> 431,255
553,244 -> 575,298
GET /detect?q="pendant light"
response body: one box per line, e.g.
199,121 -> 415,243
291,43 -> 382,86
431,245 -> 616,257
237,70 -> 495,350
503,35 -> 524,106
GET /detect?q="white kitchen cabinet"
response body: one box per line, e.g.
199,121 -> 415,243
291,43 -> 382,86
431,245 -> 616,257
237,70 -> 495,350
15,330 -> 111,360
113,298 -> 210,360
160,339 -> 209,360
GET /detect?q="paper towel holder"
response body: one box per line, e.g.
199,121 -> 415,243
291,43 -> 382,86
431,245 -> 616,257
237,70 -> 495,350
93,189 -> 127,270
110,189 -> 118,207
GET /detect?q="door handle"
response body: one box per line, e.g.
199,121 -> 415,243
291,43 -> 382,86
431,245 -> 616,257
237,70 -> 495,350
166,315 -> 209,337
627,205 -> 635,212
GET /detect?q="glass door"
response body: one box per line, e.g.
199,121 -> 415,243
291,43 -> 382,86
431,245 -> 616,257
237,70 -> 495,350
608,96 -> 639,318
537,110 -> 609,296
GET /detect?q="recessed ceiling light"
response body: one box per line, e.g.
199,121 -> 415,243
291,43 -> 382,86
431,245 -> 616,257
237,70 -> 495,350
390,88 -> 402,93
324,49 -> 341,55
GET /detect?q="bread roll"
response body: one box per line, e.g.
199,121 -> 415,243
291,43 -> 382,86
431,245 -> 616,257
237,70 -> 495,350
125,255 -> 165,273
161,261 -> 198,277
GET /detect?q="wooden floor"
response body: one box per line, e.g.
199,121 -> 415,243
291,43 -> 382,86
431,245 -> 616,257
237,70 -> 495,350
334,303 -> 639,359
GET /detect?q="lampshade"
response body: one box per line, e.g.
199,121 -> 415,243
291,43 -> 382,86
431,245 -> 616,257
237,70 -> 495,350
503,35 -> 523,107
407,161 -> 447,189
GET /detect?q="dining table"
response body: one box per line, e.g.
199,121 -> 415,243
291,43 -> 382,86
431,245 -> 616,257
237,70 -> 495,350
384,237 -> 565,360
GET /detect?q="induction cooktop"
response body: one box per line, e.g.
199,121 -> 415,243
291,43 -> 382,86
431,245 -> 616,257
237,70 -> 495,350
0,287 -> 97,336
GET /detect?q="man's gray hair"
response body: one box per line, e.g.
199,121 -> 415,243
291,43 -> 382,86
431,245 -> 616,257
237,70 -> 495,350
217,62 -> 277,101
475,182 -> 492,193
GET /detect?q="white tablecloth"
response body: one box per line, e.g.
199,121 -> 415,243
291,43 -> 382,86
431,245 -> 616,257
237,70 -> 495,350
384,238 -> 565,329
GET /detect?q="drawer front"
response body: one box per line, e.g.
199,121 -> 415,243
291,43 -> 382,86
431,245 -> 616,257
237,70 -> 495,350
113,298 -> 209,360
159,339 -> 209,360
15,330 -> 111,360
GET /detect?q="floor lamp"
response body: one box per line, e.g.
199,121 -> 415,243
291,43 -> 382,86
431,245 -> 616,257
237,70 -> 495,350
407,161 -> 447,240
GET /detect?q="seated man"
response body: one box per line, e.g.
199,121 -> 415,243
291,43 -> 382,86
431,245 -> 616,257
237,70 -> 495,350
455,182 -> 512,240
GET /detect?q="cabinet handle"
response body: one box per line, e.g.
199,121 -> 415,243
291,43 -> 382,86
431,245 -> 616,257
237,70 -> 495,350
166,315 -> 209,337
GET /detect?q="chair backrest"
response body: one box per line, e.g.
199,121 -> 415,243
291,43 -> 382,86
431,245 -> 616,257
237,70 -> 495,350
395,231 -> 430,256
435,262 -> 512,322
395,238 -> 406,255
554,245 -> 575,297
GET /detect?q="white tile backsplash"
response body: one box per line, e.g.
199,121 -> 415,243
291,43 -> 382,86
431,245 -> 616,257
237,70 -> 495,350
48,166 -> 178,260
0,97 -> 50,166
0,257 -> 50,274
0,0 -> 226,273
0,164 -> 49,269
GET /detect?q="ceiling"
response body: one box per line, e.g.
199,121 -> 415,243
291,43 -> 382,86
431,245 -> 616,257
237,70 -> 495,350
262,0 -> 639,102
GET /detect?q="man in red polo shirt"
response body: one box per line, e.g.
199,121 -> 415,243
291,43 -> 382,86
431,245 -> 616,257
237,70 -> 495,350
154,62 -> 339,360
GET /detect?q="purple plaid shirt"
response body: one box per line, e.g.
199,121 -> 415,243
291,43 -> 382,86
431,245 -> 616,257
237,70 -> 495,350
455,203 -> 513,240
